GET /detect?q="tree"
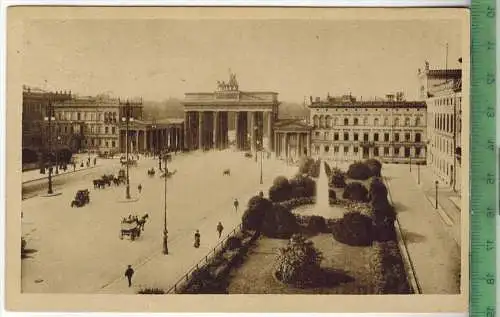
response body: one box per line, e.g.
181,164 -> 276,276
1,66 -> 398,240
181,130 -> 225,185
261,204 -> 299,238
274,234 -> 323,286
242,195 -> 273,231
347,161 -> 373,180
364,159 -> 382,177
269,176 -> 292,202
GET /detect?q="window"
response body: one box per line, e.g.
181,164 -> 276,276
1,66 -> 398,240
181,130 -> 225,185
105,126 -> 109,134
384,133 -> 389,142
374,118 -> 379,126
343,146 -> 349,154
374,147 -> 379,156
395,147 -> 400,155
344,133 -> 349,141
353,118 -> 359,125
363,117 -> 368,125
334,132 -> 339,141
404,147 -> 411,157
384,147 -> 389,156
315,132 -> 320,137
333,117 -> 338,126
313,116 -> 319,127
324,146 -> 330,153
383,117 -> 389,126
77,113 -> 81,121
416,147 -> 421,157
354,133 -> 359,141
354,147 -> 359,153
394,133 -> 400,141
112,127 -> 116,134
64,126 -> 68,133
106,141 -> 109,147
415,117 -> 421,126
405,133 -> 411,141
324,132 -> 329,140
374,133 -> 379,142
394,118 -> 400,126
344,118 -> 349,125
404,117 -> 410,126
326,116 -> 332,128
363,133 -> 369,141
334,146 -> 339,153
415,133 -> 421,142
314,145 -> 320,154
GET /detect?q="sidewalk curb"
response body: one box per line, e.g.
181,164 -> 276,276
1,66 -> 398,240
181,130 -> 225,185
409,172 -> 454,227
384,176 -> 422,295
23,165 -> 100,185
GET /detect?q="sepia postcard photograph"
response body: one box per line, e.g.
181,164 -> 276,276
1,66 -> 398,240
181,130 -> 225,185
5,6 -> 469,313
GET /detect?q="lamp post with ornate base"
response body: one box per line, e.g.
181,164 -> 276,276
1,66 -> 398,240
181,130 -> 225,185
120,100 -> 136,200
43,98 -> 55,195
162,150 -> 169,255
435,180 -> 439,209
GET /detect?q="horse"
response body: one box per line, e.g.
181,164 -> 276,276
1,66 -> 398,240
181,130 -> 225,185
136,214 -> 149,231
93,179 -> 105,189
223,169 -> 230,176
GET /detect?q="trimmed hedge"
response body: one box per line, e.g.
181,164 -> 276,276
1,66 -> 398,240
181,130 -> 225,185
369,177 -> 388,201
289,174 -> 316,198
328,188 -> 337,200
331,211 -> 374,246
370,241 -> 412,294
306,215 -> 329,233
242,196 -> 273,231
346,161 -> 373,180
342,182 -> 369,202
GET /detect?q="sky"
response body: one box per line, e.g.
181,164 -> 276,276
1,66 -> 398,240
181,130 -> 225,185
21,18 -> 463,103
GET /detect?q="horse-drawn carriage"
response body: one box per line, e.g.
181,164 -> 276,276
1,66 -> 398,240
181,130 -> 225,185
119,214 -> 149,241
147,168 -> 155,177
120,156 -> 138,167
120,220 -> 141,241
93,174 -> 114,188
71,189 -> 90,207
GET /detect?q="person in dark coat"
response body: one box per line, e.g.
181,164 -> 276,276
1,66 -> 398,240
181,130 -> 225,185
233,199 -> 239,212
124,265 -> 134,287
216,222 -> 224,238
138,184 -> 142,194
194,230 -> 201,248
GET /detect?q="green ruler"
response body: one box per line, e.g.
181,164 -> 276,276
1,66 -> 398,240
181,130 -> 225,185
470,0 -> 497,316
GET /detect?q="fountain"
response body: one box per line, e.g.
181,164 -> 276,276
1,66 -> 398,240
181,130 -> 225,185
294,160 -> 346,218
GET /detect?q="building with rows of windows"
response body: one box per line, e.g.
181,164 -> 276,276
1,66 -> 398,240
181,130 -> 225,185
307,93 -> 427,164
418,60 -> 462,192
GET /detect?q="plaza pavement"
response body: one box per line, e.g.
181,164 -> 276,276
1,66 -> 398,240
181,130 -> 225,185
21,149 -> 297,294
384,164 -> 461,294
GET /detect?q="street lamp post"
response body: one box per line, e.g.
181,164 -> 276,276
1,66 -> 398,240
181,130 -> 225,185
435,180 -> 439,209
417,163 -> 420,185
55,135 -> 61,174
121,100 -> 134,200
162,151 -> 169,255
43,97 -> 55,195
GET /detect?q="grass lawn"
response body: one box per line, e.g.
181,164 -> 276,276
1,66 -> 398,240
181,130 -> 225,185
227,233 -> 377,294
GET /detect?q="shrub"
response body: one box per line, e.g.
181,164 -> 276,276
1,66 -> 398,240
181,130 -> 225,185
331,211 -> 374,246
289,174 -> 316,198
347,161 -> 373,180
269,176 -> 292,202
278,197 -> 315,210
225,236 -> 242,250
137,287 -> 165,294
324,162 -> 332,177
328,188 -> 337,200
370,241 -> 411,294
372,196 -> 397,242
242,196 -> 273,231
369,177 -> 388,201
343,182 -> 369,202
330,168 -> 347,188
274,234 -> 323,286
306,215 -> 328,233
261,204 -> 300,238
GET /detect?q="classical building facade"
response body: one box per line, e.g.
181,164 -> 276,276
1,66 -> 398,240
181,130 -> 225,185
418,61 -> 462,192
273,119 -> 313,159
22,86 -> 72,151
50,95 -> 183,155
182,73 -> 279,153
308,94 -> 427,164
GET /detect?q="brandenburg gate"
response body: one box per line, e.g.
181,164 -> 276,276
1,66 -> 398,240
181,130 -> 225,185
182,73 -> 280,154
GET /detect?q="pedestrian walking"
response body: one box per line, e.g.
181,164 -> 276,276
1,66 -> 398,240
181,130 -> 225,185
194,230 -> 201,248
93,157 -> 97,166
73,163 -> 76,172
124,265 -> 134,287
216,222 -> 224,238
233,199 -> 239,212
138,184 -> 142,194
